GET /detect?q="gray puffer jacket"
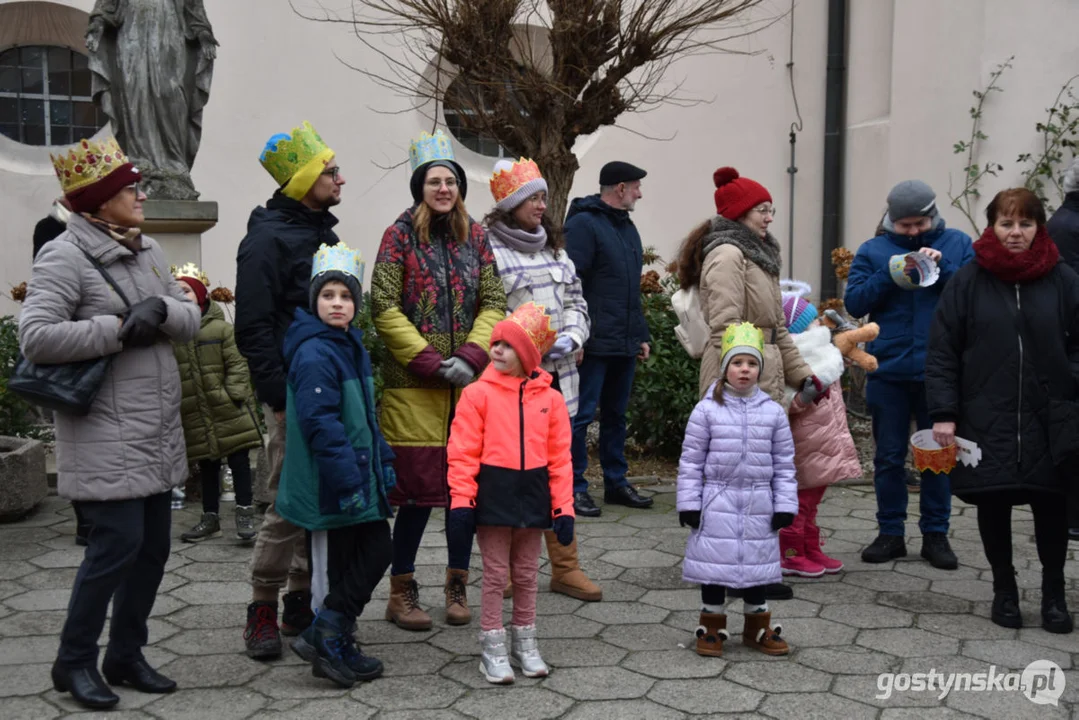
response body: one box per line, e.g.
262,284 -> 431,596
19,214 -> 200,502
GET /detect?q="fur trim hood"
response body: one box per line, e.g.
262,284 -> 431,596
701,215 -> 783,277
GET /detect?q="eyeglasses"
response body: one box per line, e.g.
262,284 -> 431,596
124,183 -> 141,196
425,177 -> 458,189
320,166 -> 342,182
753,204 -> 776,217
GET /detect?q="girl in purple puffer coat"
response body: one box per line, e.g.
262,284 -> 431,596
677,322 -> 798,658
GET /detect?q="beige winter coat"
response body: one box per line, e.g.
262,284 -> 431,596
19,214 -> 200,502
698,216 -> 812,401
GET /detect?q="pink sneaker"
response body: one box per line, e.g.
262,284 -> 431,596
779,530 -> 825,577
805,527 -> 844,574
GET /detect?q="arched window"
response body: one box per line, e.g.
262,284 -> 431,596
0,45 -> 107,146
442,75 -> 510,158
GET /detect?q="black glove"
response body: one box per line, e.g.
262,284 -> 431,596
446,507 -> 475,551
679,510 -> 701,529
552,515 -> 574,546
119,297 -> 168,347
771,512 -> 795,531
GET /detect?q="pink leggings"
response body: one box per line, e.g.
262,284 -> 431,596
476,526 -> 543,631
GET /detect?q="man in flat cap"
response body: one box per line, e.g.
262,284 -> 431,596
564,161 -> 653,517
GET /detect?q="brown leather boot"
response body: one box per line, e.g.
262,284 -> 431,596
742,611 -> 789,656
695,612 -> 729,657
546,531 -> 602,602
444,568 -> 471,626
384,573 -> 432,631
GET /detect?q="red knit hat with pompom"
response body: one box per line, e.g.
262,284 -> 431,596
713,167 -> 772,221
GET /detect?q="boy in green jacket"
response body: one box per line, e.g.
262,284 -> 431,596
275,242 -> 396,689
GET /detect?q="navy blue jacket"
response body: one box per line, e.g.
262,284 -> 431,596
563,195 -> 651,356
844,222 -> 974,381
1047,192 -> 1079,275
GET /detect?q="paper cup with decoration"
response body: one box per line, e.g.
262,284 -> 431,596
889,252 -> 940,289
910,430 -> 957,474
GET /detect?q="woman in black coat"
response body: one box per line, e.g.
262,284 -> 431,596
926,188 -> 1077,634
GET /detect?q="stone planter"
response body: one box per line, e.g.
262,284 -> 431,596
0,435 -> 48,522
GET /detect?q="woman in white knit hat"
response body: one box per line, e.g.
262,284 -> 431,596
484,158 -> 602,602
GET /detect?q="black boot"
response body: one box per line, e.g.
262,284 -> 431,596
990,566 -> 1021,629
920,532 -> 959,570
861,534 -> 906,563
51,662 -> 118,710
1041,572 -> 1074,634
281,590 -> 315,636
102,657 -> 177,693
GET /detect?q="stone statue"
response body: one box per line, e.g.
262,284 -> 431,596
85,0 -> 218,200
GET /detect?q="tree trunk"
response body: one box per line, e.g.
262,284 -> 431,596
535,148 -> 580,230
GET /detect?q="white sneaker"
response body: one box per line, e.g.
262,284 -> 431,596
220,467 -> 235,503
509,624 -> 549,677
478,628 -> 515,684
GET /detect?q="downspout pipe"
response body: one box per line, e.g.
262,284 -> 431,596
820,0 -> 848,300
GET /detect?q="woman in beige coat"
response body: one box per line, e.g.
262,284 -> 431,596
675,167 -> 823,601
20,137 -> 200,710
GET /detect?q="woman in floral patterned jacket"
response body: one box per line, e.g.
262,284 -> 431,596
372,132 -> 506,632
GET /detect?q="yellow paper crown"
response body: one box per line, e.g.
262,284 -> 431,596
409,130 -> 456,172
312,242 -> 365,286
721,322 -> 765,359
505,302 -> 558,357
490,158 -> 545,204
50,136 -> 129,195
171,262 -> 209,287
259,121 -> 334,199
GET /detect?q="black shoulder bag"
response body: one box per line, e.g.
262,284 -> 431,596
1012,272 -> 1079,467
9,246 -> 132,416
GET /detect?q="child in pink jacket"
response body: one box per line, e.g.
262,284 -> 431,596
780,292 -> 862,577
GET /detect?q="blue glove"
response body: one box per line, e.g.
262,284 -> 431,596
552,515 -> 574,546
545,334 -> 577,361
447,507 -> 475,551
382,464 -> 397,489
338,491 -> 365,514
438,357 -> 475,387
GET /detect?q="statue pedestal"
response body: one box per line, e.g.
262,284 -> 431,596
141,200 -> 218,267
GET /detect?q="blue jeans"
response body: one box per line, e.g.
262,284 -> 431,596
571,354 -> 636,494
866,377 -> 951,536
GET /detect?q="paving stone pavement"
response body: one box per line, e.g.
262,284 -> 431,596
0,484 -> 1076,719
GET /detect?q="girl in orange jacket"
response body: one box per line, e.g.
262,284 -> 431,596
447,302 -> 575,684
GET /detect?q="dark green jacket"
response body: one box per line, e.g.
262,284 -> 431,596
174,302 -> 262,461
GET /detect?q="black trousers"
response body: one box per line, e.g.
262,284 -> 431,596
309,520 -> 392,621
702,584 -> 766,607
975,492 -> 1068,578
198,450 -> 254,514
58,491 -> 172,668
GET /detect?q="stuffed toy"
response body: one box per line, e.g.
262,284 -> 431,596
820,308 -> 880,373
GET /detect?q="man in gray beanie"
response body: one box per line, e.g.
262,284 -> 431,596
844,179 -> 974,568
1045,157 -> 1079,541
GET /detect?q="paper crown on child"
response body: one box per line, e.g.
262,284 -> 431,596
409,130 -> 457,173
491,302 -> 559,375
259,121 -> 335,201
171,262 -> 209,288
310,242 -> 365,317
490,158 -> 547,211
720,322 -> 765,377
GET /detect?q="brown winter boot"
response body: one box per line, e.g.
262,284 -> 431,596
742,611 -> 789,656
444,568 -> 472,626
384,573 -> 432,631
694,612 -> 729,657
546,531 -> 602,602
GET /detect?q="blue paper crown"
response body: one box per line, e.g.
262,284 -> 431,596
312,242 -> 365,286
409,130 -> 456,172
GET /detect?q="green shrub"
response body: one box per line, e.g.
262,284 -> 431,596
0,316 -> 51,440
626,285 -> 700,460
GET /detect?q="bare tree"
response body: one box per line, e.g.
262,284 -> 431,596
296,0 -> 772,223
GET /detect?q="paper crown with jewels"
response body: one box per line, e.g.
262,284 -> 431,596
720,322 -> 765,364
408,130 -> 456,172
311,242 -> 365,285
491,302 -> 559,374
170,262 -> 209,288
50,136 -> 131,196
490,158 -> 548,211
259,121 -> 335,201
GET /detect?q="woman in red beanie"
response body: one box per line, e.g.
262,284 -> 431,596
674,167 -> 824,602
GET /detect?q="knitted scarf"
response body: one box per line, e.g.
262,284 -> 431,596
81,212 -> 143,252
488,220 -> 547,254
973,225 -> 1059,284
701,215 -> 782,277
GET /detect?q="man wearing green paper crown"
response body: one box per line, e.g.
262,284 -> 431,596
372,130 -> 507,631
235,120 -> 346,659
274,242 -> 396,688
